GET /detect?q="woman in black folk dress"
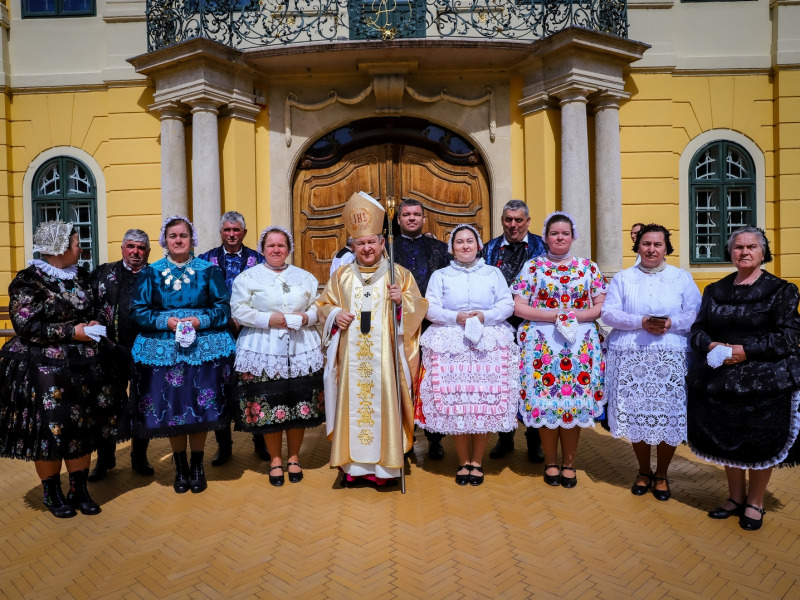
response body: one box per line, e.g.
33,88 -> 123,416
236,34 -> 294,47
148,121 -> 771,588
0,221 -> 113,518
688,226 -> 800,531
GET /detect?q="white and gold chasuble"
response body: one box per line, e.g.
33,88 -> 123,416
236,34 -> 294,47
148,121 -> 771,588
318,259 -> 427,478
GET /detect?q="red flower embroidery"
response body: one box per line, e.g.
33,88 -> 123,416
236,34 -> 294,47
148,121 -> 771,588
519,331 -> 527,342
538,289 -> 549,300
546,298 -> 559,309
560,276 -> 570,284
560,357 -> 572,371
520,389 -> 526,399
557,264 -> 569,272
542,373 -> 556,387
558,313 -> 568,321
577,372 -> 591,385
545,270 -> 553,277
562,413 -> 574,423
561,294 -> 570,303
594,390 -> 604,401
573,299 -> 584,309
532,359 -> 542,369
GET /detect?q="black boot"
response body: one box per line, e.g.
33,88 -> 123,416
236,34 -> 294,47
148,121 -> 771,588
41,475 -> 77,519
489,430 -> 515,459
189,451 -> 207,494
524,427 -> 545,463
173,451 -> 190,493
425,431 -> 445,460
67,469 -> 101,515
253,434 -> 271,462
88,439 -> 117,482
211,426 -> 233,466
130,437 -> 155,476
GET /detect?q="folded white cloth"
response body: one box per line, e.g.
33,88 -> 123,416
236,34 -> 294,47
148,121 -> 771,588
555,310 -> 579,345
84,324 -> 107,342
464,316 -> 484,344
284,313 -> 304,331
707,344 -> 732,369
175,321 -> 196,348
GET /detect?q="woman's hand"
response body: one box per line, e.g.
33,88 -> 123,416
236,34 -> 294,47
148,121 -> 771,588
387,283 -> 402,304
456,311 -> 470,326
291,312 -> 309,327
724,344 -> 747,365
642,316 -> 671,335
73,323 -> 92,342
269,313 -> 288,328
182,317 -> 201,330
335,311 -> 355,331
468,311 -> 484,323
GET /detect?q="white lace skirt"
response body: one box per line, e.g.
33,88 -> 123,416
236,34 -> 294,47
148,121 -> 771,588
606,347 -> 689,446
417,324 -> 520,435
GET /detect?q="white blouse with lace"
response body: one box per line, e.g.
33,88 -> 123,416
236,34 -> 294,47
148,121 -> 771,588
230,264 -> 323,379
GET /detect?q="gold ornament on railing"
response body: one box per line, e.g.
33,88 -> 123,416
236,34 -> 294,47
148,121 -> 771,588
366,0 -> 400,40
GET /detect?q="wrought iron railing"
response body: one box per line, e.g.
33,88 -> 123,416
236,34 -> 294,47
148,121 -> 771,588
146,0 -> 628,52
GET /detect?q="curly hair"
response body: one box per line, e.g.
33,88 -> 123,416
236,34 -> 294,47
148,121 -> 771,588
632,223 -> 674,255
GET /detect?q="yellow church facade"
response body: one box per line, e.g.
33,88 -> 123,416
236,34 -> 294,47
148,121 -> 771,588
1,0 -> 799,307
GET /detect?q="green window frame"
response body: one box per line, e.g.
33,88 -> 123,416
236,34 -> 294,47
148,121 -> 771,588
690,140 -> 756,264
22,0 -> 95,18
32,157 -> 98,270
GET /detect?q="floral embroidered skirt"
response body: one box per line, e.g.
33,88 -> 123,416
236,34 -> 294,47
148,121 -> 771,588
233,369 -> 324,434
416,324 -> 520,435
606,347 -> 688,446
131,356 -> 234,438
518,321 -> 605,429
0,340 -> 117,461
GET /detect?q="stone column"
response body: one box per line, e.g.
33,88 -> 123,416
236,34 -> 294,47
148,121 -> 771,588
557,89 -> 591,258
154,102 -> 188,220
594,94 -> 625,277
186,98 -> 224,252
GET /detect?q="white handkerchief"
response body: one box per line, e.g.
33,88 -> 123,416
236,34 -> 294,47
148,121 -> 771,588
464,316 -> 484,344
175,321 -> 196,348
285,314 -> 304,331
84,324 -> 107,342
707,345 -> 732,369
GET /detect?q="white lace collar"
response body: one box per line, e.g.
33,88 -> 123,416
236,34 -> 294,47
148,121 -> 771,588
448,258 -> 486,274
29,259 -> 78,280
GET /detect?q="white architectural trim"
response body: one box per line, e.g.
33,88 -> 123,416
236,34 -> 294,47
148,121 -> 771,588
678,129 -> 766,273
22,146 -> 108,264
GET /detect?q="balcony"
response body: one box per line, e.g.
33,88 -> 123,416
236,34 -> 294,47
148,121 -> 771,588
146,0 -> 628,52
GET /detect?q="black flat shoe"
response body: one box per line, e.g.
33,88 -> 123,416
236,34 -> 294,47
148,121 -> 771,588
268,465 -> 285,487
651,476 -> 670,501
739,504 -> 766,531
708,498 -> 745,519
287,462 -> 303,483
543,464 -> 561,487
455,464 -> 473,486
631,472 -> 652,496
211,445 -> 232,467
560,466 -> 577,489
469,466 -> 484,486
428,440 -> 444,460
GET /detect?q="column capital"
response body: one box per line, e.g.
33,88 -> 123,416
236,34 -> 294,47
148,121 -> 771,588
219,99 -> 261,123
551,85 -> 594,105
518,92 -> 560,116
150,100 -> 188,121
591,91 -> 631,112
184,92 -> 228,115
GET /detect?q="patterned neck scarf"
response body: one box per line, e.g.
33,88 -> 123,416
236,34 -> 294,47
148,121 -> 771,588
497,241 -> 528,285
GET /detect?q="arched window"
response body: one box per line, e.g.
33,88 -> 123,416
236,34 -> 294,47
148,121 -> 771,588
689,140 -> 756,263
32,156 -> 98,269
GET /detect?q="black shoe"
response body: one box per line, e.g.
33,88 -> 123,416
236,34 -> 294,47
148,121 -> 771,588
428,440 -> 444,460
253,435 -> 271,462
287,462 -> 303,484
41,475 -> 77,519
67,469 -> 101,515
651,476 -> 670,501
189,451 -> 207,494
543,464 -> 561,487
172,451 -> 190,494
211,445 -> 232,467
131,437 -> 155,475
631,472 -> 652,496
340,473 -> 354,488
524,428 -> 545,463
560,466 -> 577,489
708,498 -> 745,520
739,504 -> 766,531
269,464 -> 285,487
87,461 -> 114,483
489,433 -> 515,459
469,465 -> 485,487
455,464 -> 473,486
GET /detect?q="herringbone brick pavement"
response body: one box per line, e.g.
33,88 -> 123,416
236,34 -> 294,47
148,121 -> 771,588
0,426 -> 798,599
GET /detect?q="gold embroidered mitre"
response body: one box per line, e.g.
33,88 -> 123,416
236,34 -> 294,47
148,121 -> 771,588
343,192 -> 385,238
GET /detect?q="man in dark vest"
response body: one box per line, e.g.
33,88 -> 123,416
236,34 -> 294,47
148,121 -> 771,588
483,200 -> 547,462
392,199 -> 451,460
198,210 -> 268,466
89,229 -> 154,481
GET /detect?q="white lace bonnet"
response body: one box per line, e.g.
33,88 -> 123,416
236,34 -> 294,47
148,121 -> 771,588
542,211 -> 579,241
33,220 -> 74,256
258,225 -> 294,254
159,215 -> 199,249
447,224 -> 484,254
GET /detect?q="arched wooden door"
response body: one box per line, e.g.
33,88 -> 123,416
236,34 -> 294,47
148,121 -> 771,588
293,118 -> 491,284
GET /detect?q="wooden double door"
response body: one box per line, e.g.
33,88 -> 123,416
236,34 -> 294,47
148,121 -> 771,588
293,135 -> 491,285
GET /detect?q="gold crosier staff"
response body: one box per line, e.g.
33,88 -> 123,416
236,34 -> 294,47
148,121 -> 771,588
385,197 -> 407,494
